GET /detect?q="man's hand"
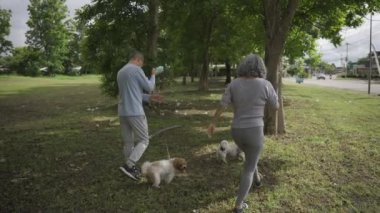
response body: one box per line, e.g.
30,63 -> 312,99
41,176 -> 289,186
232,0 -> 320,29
207,123 -> 216,138
150,94 -> 164,104
151,68 -> 157,76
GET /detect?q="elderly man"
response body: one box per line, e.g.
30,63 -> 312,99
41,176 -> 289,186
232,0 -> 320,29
117,50 -> 162,181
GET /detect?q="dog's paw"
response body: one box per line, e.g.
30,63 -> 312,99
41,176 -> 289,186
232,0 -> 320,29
238,155 -> 245,162
152,184 -> 161,189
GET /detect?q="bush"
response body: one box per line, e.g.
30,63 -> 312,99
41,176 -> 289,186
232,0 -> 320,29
287,67 -> 297,76
9,47 -> 42,76
297,71 -> 309,78
0,56 -> 13,74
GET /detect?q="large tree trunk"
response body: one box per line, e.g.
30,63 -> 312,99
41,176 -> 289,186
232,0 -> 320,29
225,59 -> 231,85
263,0 -> 299,135
146,0 -> 160,65
277,64 -> 286,134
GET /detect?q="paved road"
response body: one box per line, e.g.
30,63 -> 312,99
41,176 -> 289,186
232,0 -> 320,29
284,77 -> 380,95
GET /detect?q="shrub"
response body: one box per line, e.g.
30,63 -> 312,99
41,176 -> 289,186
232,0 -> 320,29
9,47 -> 42,76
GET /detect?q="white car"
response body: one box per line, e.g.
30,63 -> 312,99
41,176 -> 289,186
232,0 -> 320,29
317,74 -> 326,80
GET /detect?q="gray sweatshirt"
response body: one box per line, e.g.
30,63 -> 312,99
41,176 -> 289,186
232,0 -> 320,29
221,78 -> 279,128
117,63 -> 155,116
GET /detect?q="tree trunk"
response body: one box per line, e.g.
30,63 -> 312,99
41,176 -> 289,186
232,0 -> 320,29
146,0 -> 160,65
182,74 -> 187,85
263,0 -> 299,135
225,59 -> 231,85
277,67 -> 286,134
198,11 -> 216,91
199,53 -> 210,91
191,68 -> 195,83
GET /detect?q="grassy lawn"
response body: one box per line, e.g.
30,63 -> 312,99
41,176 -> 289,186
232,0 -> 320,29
1,75 -> 379,212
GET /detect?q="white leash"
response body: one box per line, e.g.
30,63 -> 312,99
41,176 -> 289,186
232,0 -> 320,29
149,125 -> 182,159
148,125 -> 181,139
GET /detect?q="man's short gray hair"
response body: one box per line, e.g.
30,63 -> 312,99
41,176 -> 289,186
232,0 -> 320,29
237,54 -> 267,78
129,50 -> 144,61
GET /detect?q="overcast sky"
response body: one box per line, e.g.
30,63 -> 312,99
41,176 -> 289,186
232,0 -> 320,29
317,13 -> 380,66
2,0 -> 379,65
1,0 -> 92,47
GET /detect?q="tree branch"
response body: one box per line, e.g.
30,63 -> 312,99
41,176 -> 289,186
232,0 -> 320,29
281,0 -> 300,34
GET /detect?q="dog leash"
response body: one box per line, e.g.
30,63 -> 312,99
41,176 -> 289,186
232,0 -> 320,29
149,125 -> 182,160
148,125 -> 182,139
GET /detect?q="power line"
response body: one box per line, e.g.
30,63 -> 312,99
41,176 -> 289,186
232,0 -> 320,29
319,30 -> 380,52
364,17 -> 380,21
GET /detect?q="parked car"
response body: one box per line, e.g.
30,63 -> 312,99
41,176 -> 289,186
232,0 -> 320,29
0,66 -> 10,74
296,76 -> 304,83
317,74 -> 326,80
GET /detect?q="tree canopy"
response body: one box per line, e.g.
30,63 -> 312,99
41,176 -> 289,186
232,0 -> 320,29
75,0 -> 380,134
26,0 -> 70,74
0,7 -> 12,55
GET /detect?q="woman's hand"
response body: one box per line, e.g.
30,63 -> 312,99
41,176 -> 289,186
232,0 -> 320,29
207,123 -> 216,138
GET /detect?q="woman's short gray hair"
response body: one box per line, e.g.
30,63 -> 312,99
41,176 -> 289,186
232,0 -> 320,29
237,54 -> 267,78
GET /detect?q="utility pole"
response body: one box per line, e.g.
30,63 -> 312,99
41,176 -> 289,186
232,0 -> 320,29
368,13 -> 373,94
346,43 -> 349,78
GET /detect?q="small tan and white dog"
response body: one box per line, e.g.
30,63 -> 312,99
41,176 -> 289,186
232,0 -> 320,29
216,140 -> 245,163
141,158 -> 187,188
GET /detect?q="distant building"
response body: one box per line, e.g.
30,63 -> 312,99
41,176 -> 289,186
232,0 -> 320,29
335,67 -> 345,73
352,52 -> 380,77
356,67 -> 379,77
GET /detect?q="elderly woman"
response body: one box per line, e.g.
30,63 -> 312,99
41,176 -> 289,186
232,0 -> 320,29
208,54 -> 279,213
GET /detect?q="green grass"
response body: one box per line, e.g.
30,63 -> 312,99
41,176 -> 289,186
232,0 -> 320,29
1,75 -> 379,212
0,74 -> 100,96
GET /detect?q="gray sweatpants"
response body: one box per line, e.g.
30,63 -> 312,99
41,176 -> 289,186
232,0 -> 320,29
119,116 -> 149,166
232,126 -> 264,207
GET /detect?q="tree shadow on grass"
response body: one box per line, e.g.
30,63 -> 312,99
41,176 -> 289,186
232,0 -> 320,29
1,82 -> 290,212
132,123 -> 290,212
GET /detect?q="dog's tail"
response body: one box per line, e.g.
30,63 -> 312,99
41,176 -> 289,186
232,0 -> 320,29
141,161 -> 151,175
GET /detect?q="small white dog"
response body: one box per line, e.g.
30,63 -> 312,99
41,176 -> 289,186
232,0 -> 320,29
216,140 -> 245,163
141,158 -> 187,188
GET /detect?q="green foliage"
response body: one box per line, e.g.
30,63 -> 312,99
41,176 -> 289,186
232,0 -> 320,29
318,61 -> 335,74
304,48 -> 322,69
76,0 -> 380,95
210,1 -> 264,63
78,0 -> 151,97
161,0 -> 227,89
26,0 -> 70,75
0,7 -> 13,55
7,47 -> 42,76
63,19 -> 84,75
162,0 -> 265,89
78,0 -> 269,95
297,70 -> 308,78
294,1 -> 380,46
285,28 -> 316,61
288,58 -> 307,77
161,0 -> 204,75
